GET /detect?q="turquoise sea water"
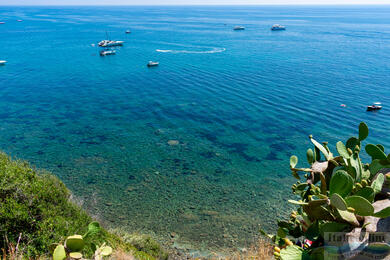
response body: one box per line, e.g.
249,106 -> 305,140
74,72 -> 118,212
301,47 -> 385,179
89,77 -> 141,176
1,5 -> 390,255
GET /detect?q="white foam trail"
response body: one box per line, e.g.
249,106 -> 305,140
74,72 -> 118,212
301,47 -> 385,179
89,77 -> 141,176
155,49 -> 171,53
156,47 -> 226,54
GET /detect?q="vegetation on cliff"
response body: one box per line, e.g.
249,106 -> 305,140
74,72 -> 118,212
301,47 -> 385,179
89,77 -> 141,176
0,152 -> 166,259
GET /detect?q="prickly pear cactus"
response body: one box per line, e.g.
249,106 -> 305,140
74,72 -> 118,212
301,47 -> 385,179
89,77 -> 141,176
52,221 -> 107,260
264,122 -> 390,260
94,243 -> 113,260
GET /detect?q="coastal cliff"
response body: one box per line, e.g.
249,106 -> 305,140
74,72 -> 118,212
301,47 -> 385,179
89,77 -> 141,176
0,152 -> 167,259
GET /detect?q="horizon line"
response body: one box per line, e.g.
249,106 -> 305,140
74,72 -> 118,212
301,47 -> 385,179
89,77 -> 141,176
1,3 -> 390,6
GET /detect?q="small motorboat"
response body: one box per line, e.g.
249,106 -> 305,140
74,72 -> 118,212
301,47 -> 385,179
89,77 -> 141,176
100,49 -> 116,56
147,61 -> 159,67
17,20 -> 23,22
0,60 -> 6,65
271,24 -> 286,31
0,22 -> 5,24
367,102 -> 382,111
125,30 -> 131,34
233,26 -> 245,31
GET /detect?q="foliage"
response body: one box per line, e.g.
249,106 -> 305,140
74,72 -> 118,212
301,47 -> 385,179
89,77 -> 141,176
111,232 -> 168,260
0,152 -> 92,257
0,152 -> 161,259
52,223 -> 113,260
262,122 -> 390,260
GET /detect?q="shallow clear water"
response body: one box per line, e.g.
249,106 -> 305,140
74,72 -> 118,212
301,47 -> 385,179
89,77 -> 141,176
1,5 -> 390,254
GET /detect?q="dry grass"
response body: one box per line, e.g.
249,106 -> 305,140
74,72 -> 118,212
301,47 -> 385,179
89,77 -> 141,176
184,238 -> 273,260
1,235 -> 24,260
221,238 -> 273,260
110,248 -> 135,260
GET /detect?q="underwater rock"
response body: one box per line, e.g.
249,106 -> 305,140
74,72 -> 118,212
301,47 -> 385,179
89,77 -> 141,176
154,129 -> 164,135
168,140 -> 179,146
126,186 -> 135,192
215,168 -> 223,174
181,213 -> 199,221
201,210 -> 219,217
200,151 -> 216,159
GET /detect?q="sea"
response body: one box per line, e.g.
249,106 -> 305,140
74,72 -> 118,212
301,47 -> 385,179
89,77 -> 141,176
1,5 -> 390,256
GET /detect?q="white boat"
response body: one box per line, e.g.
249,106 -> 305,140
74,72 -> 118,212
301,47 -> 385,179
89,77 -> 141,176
147,61 -> 159,67
17,20 -> 23,22
367,102 -> 382,111
271,24 -> 286,31
0,22 -> 5,24
100,50 -> 116,56
0,60 -> 6,65
233,26 -> 245,31
125,30 -> 131,34
98,40 -> 124,47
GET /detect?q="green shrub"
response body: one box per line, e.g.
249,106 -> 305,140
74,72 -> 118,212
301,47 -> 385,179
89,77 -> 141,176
0,152 -> 160,259
0,152 -> 91,257
112,232 -> 168,260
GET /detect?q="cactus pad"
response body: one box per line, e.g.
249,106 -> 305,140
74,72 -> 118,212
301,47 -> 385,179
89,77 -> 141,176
345,196 -> 374,216
69,252 -> 83,259
355,186 -> 375,203
65,235 -> 85,252
310,137 -> 331,161
330,193 -> 347,210
53,245 -> 66,260
336,209 -> 359,226
365,144 -> 387,160
371,173 -> 384,195
346,137 -> 360,150
358,122 -> 369,141
290,155 -> 298,168
329,170 -> 353,198
336,141 -> 350,159
373,206 -> 390,218
307,149 -> 314,164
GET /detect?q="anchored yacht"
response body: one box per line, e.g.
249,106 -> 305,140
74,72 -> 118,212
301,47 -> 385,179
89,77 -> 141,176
233,26 -> 245,31
147,61 -> 159,67
367,102 -> 382,111
98,31 -> 124,47
100,49 -> 116,56
271,24 -> 286,31
98,40 -> 124,47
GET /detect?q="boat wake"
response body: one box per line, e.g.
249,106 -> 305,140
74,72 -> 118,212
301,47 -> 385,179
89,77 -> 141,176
156,47 -> 226,54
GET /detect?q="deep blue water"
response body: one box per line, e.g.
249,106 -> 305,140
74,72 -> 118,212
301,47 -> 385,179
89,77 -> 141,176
1,5 -> 390,254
